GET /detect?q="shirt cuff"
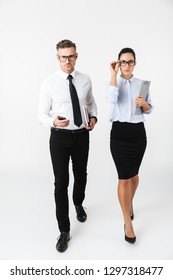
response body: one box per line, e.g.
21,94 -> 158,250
50,118 -> 55,127
144,104 -> 154,114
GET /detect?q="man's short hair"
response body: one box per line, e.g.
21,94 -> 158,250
56,39 -> 76,51
118,48 -> 136,61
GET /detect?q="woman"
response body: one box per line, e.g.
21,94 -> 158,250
107,48 -> 153,243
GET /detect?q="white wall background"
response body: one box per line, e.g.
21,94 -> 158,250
0,0 -> 173,261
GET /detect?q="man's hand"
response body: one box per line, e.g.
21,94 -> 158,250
85,117 -> 97,130
53,117 -> 70,127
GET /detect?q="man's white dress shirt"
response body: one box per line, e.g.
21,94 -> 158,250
39,69 -> 97,130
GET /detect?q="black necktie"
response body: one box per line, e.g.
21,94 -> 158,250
67,75 -> 82,127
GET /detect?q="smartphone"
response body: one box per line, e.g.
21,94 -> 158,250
58,116 -> 66,120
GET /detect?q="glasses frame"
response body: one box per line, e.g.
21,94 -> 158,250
119,60 -> 135,67
58,55 -> 77,62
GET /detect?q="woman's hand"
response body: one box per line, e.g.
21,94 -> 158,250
110,60 -> 120,76
135,96 -> 151,112
110,60 -> 119,87
135,96 -> 145,108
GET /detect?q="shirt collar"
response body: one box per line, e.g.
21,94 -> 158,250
119,75 -> 135,84
58,69 -> 76,80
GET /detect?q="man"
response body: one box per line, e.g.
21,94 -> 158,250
38,39 -> 97,252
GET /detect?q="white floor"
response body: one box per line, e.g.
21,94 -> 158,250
0,165 -> 173,261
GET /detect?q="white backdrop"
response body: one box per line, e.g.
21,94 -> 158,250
0,0 -> 173,262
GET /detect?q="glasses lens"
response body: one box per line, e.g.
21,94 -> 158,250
120,60 -> 126,66
68,55 -> 76,61
58,56 -> 66,62
128,60 -> 135,66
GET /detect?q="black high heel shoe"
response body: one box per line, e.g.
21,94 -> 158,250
124,224 -> 136,244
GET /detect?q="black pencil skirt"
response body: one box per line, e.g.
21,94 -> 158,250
110,121 -> 147,179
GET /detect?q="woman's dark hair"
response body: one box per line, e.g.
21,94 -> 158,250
118,48 -> 136,61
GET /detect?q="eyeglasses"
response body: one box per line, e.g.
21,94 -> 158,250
119,60 -> 135,66
58,55 -> 77,62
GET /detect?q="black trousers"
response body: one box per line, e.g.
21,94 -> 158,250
49,128 -> 89,233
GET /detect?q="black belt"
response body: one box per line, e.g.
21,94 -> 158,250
51,127 -> 87,134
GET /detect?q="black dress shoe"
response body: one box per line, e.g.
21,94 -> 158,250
124,225 -> 136,244
75,205 -> 87,222
56,232 -> 70,253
